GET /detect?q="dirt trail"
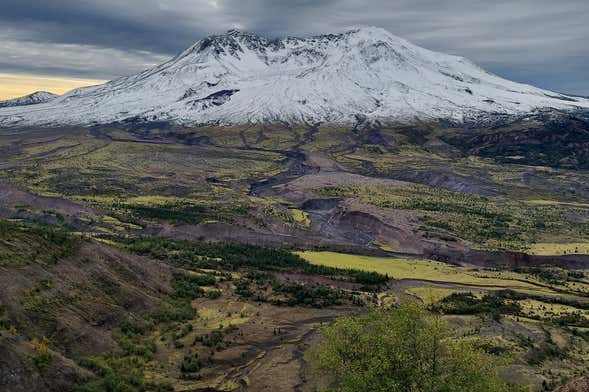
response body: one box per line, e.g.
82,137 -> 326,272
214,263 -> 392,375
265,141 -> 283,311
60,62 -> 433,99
223,308 -> 357,391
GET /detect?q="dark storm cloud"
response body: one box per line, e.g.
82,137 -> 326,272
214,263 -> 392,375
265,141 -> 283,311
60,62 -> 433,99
1,0 -> 588,94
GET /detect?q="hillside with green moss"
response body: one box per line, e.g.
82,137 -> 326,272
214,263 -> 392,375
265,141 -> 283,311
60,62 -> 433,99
1,118 -> 589,390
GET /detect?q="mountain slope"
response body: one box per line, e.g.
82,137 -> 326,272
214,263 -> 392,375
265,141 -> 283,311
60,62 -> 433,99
0,27 -> 587,126
0,91 -> 59,109
0,219 -> 172,392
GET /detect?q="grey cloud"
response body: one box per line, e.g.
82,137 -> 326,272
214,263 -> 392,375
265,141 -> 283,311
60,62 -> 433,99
0,40 -> 169,80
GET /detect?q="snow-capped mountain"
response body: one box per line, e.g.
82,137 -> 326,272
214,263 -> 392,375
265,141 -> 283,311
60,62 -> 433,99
0,91 -> 59,109
1,27 -> 588,126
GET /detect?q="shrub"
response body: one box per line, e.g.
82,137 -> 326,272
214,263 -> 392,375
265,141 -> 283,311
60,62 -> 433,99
432,292 -> 521,319
31,336 -> 52,370
308,304 -> 525,392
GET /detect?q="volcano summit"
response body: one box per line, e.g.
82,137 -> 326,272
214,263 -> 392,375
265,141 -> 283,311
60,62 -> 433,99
1,27 -> 587,127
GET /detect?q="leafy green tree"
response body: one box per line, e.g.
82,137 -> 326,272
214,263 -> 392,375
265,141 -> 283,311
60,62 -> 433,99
308,304 -> 526,392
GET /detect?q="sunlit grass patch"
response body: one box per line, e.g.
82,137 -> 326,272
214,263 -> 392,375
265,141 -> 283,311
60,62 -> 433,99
296,251 -> 569,295
374,242 -> 396,252
125,195 -> 192,206
197,305 -> 251,329
21,137 -> 81,157
101,215 -> 142,230
298,252 -> 485,284
528,242 -> 589,255
290,209 -> 311,227
525,199 -> 589,208
518,299 -> 589,320
405,287 -> 471,304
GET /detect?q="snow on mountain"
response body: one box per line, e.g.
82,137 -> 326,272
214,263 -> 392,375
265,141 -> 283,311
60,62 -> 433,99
1,27 -> 587,127
0,91 -> 59,109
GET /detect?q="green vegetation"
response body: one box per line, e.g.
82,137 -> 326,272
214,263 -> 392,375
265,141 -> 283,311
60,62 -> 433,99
431,289 -> 589,328
170,272 -> 216,300
270,280 -> 354,307
180,352 -> 204,375
124,238 -> 388,285
405,287 -> 469,304
193,325 -> 240,353
0,131 -> 285,198
3,124 -> 589,391
318,184 -> 589,251
492,290 -> 589,327
522,329 -> 570,368
308,304 -> 524,392
291,208 -> 311,226
297,251 -> 550,291
432,292 -> 521,320
233,271 -> 364,308
125,203 -> 229,224
0,219 -> 78,267
148,271 -> 220,324
75,269 -> 217,391
528,242 -> 589,255
513,268 -> 585,285
76,323 -> 158,392
30,337 -> 53,370
76,355 -> 162,392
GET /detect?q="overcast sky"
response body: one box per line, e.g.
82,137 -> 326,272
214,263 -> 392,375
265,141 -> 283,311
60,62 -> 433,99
1,0 -> 588,98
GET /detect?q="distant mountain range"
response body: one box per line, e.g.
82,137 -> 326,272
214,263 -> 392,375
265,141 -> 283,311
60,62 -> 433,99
1,27 -> 588,127
0,91 -> 59,109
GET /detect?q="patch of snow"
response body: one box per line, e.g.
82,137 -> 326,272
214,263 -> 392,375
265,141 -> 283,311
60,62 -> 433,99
0,91 -> 59,108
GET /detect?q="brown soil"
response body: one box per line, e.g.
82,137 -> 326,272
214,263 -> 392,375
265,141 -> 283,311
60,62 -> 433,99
557,376 -> 589,392
0,241 -> 172,391
163,292 -> 359,391
0,181 -> 96,218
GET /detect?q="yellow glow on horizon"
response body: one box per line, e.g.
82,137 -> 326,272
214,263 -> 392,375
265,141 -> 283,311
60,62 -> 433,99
0,73 -> 106,100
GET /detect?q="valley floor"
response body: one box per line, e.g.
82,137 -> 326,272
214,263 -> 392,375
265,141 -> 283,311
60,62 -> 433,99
1,119 -> 589,390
